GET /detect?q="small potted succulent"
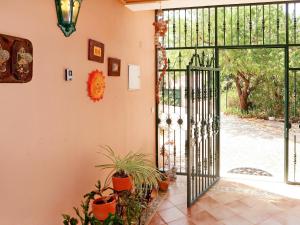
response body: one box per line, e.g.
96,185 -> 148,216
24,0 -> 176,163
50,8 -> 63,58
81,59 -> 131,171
158,172 -> 170,192
91,181 -> 116,221
62,180 -> 117,224
96,146 -> 162,192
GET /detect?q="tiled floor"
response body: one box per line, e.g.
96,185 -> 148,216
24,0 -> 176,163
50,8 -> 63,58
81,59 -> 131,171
149,177 -> 300,225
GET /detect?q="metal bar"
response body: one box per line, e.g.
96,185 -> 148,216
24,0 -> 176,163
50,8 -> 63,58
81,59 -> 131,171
163,0 -> 300,11
203,8 -> 205,46
263,5 -> 265,45
284,2 -> 289,183
196,8 -> 199,47
173,10 -> 176,48
165,44 -> 300,50
277,4 -> 280,44
244,6 -> 246,45
187,63 -> 192,207
155,10 -> 159,169
191,9 -> 193,47
250,5 -> 252,45
231,7 -> 233,45
223,7 -> 226,46
237,6 -> 240,45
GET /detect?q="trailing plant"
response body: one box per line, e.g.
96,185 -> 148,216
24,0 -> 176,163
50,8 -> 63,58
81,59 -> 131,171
103,213 -> 123,225
117,190 -> 147,225
62,181 -> 117,225
96,146 -> 162,189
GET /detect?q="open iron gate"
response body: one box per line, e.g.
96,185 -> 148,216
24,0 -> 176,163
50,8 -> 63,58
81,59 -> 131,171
186,51 -> 220,206
156,1 -> 300,196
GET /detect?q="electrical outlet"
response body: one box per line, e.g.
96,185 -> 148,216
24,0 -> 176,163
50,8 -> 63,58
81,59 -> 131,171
65,69 -> 73,81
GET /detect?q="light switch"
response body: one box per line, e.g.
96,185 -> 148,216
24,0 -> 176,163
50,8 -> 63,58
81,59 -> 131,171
65,69 -> 73,81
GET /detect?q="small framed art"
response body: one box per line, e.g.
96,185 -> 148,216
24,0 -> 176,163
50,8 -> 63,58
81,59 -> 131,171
88,39 -> 104,63
108,57 -> 121,77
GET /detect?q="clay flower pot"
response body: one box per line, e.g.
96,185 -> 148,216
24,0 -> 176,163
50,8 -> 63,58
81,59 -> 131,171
92,196 -> 116,221
112,175 -> 133,192
159,177 -> 170,192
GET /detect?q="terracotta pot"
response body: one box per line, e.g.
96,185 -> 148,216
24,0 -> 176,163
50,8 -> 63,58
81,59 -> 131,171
159,179 -> 169,192
112,175 -> 133,192
92,196 -> 116,221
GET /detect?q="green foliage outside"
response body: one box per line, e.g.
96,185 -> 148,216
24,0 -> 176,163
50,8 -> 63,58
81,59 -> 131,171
162,5 -> 300,119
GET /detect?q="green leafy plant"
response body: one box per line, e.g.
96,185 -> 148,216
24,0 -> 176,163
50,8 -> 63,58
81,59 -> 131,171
103,213 -> 123,225
95,146 -> 161,189
62,181 -> 116,225
117,190 -> 147,225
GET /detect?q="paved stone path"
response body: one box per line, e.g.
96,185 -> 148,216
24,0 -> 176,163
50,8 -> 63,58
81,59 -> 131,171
221,114 -> 300,182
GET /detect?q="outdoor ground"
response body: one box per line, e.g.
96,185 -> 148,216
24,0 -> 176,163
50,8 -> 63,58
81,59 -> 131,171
221,113 -> 300,182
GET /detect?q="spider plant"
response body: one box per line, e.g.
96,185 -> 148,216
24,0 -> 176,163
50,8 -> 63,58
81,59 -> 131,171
95,146 -> 161,189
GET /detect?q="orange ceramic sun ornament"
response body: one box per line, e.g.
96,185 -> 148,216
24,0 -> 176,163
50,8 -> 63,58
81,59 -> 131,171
153,8 -> 169,103
87,70 -> 106,102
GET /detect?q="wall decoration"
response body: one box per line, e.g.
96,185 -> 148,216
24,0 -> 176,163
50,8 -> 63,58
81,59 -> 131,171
108,58 -> 121,77
153,9 -> 168,103
87,70 -> 105,102
55,0 -> 83,37
128,64 -> 141,90
0,41 -> 10,75
0,34 -> 33,83
88,39 -> 104,63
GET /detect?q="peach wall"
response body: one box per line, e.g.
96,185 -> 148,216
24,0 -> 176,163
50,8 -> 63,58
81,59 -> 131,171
0,1 -> 155,224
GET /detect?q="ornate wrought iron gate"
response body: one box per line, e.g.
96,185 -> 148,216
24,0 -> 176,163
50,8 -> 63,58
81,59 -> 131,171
156,1 -> 300,197
186,52 -> 220,206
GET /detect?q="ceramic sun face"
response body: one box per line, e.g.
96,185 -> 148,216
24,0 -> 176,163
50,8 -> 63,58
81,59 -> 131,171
87,70 -> 106,102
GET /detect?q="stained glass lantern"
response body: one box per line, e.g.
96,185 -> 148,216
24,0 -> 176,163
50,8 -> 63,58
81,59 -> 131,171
55,0 -> 82,37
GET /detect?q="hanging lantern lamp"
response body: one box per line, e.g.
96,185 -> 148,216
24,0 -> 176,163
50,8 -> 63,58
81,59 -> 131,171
55,0 -> 83,37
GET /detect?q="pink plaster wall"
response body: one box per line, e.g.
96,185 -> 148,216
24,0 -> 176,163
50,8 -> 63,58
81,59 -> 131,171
0,1 -> 155,224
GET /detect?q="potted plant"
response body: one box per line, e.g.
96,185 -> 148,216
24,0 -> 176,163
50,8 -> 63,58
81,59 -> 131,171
158,172 -> 169,192
91,181 -> 117,221
96,146 -> 162,192
62,180 -> 117,225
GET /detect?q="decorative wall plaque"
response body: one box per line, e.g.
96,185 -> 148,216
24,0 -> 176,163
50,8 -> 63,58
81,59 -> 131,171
108,58 -> 121,77
87,70 -> 106,102
88,39 -> 104,63
0,34 -> 33,83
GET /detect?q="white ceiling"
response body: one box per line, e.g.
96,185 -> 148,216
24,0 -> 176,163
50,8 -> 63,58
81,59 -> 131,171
126,0 -> 287,11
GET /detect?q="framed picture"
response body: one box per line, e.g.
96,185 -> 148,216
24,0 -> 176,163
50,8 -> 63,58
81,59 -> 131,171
108,57 -> 121,77
88,39 -> 104,63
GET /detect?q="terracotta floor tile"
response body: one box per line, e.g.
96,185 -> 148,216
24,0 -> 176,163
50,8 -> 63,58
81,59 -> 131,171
154,177 -> 300,225
273,199 -> 299,211
239,207 -> 272,224
225,200 -> 252,214
196,196 -> 220,210
221,215 -> 254,225
159,207 -> 186,223
210,192 -> 243,204
205,205 -> 236,220
240,197 -> 268,208
168,193 -> 187,205
167,216 -> 196,225
159,200 -> 175,211
189,210 -> 219,225
274,212 -> 300,225
149,213 -> 167,225
257,218 -> 282,225
176,203 -> 204,216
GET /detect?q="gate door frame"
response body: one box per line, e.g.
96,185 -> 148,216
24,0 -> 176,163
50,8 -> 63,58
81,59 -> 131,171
186,51 -> 220,206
